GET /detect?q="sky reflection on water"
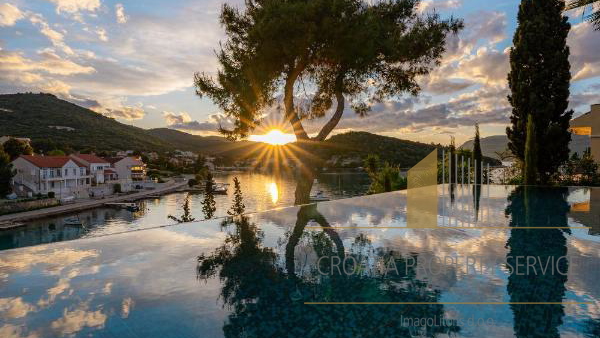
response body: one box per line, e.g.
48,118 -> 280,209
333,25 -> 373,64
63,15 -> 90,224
0,185 -> 599,337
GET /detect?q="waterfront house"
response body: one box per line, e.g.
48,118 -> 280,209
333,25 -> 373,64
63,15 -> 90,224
70,154 -> 111,184
103,157 -> 147,181
11,155 -> 92,198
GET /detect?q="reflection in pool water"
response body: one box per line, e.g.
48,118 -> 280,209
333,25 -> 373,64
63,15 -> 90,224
0,172 -> 370,251
0,185 -> 599,337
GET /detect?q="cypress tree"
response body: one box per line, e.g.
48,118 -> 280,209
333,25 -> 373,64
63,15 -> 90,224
473,123 -> 483,181
449,136 -> 456,183
506,0 -> 573,182
524,115 -> 538,184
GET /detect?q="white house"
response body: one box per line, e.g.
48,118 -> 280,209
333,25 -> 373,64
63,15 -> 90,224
103,157 -> 146,181
11,155 -> 92,198
70,154 -> 111,184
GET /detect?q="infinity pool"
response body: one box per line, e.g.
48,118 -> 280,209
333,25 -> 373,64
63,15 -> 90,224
1,185 -> 599,337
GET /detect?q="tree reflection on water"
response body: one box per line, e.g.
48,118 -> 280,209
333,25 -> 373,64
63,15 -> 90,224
505,186 -> 570,338
197,205 -> 460,337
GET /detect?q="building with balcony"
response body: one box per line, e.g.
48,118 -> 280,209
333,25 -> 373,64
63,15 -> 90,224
103,157 -> 147,181
70,154 -> 111,184
11,155 -> 92,198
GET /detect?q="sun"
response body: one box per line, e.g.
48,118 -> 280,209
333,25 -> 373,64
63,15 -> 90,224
249,129 -> 296,145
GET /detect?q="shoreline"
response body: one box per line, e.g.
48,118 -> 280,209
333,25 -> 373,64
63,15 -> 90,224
0,181 -> 188,226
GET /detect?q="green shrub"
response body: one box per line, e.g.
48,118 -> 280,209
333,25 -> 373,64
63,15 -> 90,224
113,183 -> 122,194
47,191 -> 55,198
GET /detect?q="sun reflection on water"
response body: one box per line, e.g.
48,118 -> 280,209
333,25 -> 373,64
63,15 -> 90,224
267,182 -> 279,204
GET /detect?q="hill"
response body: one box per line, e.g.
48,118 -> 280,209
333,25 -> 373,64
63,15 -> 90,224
147,128 -> 236,153
0,93 -> 172,152
460,134 -> 590,160
317,131 -> 500,168
318,131 -> 438,168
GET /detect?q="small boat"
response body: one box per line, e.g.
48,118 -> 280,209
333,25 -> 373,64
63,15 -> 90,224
309,191 -> 330,202
126,204 -> 140,212
212,183 -> 229,195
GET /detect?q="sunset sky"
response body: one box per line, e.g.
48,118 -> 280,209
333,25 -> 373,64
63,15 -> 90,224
1,0 -> 599,144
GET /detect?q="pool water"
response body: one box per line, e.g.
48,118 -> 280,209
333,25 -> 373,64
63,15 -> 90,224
0,185 -> 599,337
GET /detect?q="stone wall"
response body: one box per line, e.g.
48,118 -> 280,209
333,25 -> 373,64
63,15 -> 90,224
0,198 -> 60,215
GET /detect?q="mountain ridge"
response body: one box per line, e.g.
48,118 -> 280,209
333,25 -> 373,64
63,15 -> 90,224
0,93 -> 500,167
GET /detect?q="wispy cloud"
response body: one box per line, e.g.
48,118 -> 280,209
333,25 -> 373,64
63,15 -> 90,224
44,0 -> 101,14
115,3 -> 128,24
0,3 -> 24,26
163,111 -> 191,125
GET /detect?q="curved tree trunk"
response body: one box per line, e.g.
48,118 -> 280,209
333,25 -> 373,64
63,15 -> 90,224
285,204 -> 345,277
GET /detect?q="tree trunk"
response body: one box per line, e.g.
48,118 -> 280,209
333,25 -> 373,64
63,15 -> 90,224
285,204 -> 345,277
294,165 -> 315,205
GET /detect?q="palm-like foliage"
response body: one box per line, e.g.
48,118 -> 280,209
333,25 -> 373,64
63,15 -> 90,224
566,0 -> 600,29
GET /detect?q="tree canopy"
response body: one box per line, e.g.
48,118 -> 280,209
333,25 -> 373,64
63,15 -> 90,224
195,0 -> 463,142
2,138 -> 33,161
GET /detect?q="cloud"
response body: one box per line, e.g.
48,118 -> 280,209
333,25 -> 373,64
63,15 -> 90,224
0,297 -> 36,319
45,0 -> 101,14
115,4 -> 128,24
95,27 -> 108,42
453,47 -> 510,85
163,111 -> 191,125
0,50 -> 95,76
443,11 -> 507,61
0,324 -> 39,338
50,304 -> 106,336
101,105 -> 145,120
568,21 -> 600,81
168,113 -> 231,132
29,13 -> 74,55
296,85 -> 511,135
0,3 -> 23,27
423,79 -> 474,95
420,12 -> 508,94
417,0 -> 461,13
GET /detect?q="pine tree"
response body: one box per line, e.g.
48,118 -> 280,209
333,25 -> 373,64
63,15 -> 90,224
202,172 -> 216,219
228,177 -> 245,216
524,115 -> 538,184
473,123 -> 483,181
506,0 -> 573,182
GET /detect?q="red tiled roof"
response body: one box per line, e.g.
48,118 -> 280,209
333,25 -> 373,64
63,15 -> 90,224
19,155 -> 86,168
104,168 -> 116,173
103,157 -> 124,164
71,154 -> 109,164
103,157 -> 144,166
